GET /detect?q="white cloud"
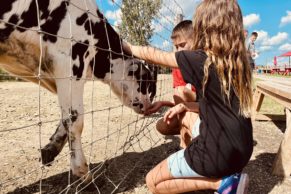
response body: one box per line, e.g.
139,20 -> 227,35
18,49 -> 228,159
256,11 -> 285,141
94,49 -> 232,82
105,9 -> 122,27
255,30 -> 288,47
255,31 -> 268,44
162,40 -> 170,49
280,11 -> 291,27
259,46 -> 272,52
243,14 -> 260,28
279,43 -> 291,51
105,9 -> 121,21
266,32 -> 288,45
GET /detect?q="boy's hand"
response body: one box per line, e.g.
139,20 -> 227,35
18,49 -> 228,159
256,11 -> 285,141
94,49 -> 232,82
163,103 -> 186,124
144,101 -> 164,115
144,101 -> 175,115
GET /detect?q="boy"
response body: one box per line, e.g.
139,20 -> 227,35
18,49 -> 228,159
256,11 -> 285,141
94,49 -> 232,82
247,31 -> 258,70
145,20 -> 196,148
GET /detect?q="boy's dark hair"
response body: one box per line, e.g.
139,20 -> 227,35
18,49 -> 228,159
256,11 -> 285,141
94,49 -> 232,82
171,20 -> 193,40
251,31 -> 258,37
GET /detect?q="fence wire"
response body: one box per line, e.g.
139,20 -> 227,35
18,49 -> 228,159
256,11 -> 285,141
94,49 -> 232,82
0,0 -> 183,193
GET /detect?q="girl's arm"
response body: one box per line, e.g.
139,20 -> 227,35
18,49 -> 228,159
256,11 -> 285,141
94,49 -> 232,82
123,42 -> 178,68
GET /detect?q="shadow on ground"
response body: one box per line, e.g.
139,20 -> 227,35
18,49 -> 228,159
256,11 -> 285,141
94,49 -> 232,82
7,138 -> 286,194
8,136 -> 180,194
244,152 -> 285,194
273,120 -> 286,133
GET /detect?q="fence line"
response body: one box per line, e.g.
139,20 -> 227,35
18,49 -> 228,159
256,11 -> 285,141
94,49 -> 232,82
0,0 -> 181,193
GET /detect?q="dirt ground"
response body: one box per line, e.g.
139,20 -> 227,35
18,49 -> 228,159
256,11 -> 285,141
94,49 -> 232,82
0,76 -> 291,194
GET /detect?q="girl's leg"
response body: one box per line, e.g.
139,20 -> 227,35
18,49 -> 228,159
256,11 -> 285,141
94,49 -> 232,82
146,157 -> 221,194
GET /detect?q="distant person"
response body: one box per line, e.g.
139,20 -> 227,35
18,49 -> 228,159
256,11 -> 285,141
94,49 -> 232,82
244,29 -> 248,39
247,32 -> 258,71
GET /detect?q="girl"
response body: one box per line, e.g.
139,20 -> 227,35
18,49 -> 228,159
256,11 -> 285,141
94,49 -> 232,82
123,0 -> 253,193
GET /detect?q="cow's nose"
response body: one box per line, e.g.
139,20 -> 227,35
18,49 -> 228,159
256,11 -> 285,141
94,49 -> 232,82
132,102 -> 143,110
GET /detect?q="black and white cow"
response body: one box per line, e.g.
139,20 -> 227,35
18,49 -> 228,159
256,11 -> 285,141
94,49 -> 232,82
0,0 -> 157,181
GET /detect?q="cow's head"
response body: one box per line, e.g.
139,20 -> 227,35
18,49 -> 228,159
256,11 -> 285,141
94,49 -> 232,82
109,58 -> 157,114
76,8 -> 158,114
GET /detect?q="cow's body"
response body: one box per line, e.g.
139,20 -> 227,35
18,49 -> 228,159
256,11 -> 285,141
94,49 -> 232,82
0,0 -> 157,180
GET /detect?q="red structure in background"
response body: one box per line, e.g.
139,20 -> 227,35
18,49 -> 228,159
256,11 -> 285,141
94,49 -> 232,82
271,51 -> 291,76
279,51 -> 291,75
274,56 -> 277,66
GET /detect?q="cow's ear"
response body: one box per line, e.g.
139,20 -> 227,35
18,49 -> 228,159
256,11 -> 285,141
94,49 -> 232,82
128,63 -> 139,72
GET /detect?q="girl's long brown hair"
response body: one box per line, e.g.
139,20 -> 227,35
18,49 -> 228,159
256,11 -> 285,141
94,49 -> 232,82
192,0 -> 253,117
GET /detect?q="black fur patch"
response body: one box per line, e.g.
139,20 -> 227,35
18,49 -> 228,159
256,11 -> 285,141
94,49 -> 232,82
17,0 -> 67,43
0,0 -> 17,19
40,1 -> 67,43
72,40 -> 89,80
76,10 -> 126,79
18,0 -> 39,31
0,14 -> 19,42
128,63 -> 153,95
62,109 -> 79,131
49,125 -> 67,144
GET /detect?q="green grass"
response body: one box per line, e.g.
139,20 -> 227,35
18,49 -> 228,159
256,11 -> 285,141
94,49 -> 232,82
259,97 -> 285,115
254,78 -> 286,115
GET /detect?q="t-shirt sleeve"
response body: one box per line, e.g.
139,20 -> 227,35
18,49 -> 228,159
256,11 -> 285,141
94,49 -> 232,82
175,50 -> 206,90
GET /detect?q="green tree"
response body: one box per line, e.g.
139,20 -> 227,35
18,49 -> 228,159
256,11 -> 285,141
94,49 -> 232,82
118,0 -> 162,45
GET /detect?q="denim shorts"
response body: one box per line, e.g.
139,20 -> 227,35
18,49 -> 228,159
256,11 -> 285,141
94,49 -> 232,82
167,117 -> 203,178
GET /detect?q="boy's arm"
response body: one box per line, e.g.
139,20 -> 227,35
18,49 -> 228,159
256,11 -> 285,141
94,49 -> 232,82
163,102 -> 199,124
183,101 -> 199,112
123,42 -> 178,68
144,100 -> 175,115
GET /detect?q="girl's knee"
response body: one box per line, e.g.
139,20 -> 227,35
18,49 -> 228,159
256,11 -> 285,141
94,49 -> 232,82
156,119 -> 168,135
146,171 -> 158,193
156,117 -> 180,135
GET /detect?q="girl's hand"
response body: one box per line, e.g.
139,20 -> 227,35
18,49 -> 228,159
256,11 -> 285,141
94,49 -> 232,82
163,103 -> 187,124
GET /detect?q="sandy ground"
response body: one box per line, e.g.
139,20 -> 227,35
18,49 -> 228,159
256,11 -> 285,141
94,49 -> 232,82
0,76 -> 291,194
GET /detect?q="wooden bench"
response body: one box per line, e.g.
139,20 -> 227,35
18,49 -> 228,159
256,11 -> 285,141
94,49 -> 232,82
253,80 -> 291,177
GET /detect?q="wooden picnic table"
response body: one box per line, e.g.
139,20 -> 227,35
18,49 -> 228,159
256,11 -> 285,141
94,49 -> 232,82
253,80 -> 291,177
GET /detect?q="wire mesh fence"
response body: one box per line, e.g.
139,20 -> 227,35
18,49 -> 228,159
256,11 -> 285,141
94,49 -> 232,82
0,0 -> 184,193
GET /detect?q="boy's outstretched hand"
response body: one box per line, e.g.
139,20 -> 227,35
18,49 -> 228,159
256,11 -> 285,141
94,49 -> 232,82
163,103 -> 187,124
144,101 -> 175,116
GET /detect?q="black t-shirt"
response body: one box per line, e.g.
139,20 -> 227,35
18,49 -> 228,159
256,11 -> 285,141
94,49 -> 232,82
176,50 -> 253,178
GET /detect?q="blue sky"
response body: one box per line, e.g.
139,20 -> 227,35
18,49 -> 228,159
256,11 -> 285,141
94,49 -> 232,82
96,0 -> 291,66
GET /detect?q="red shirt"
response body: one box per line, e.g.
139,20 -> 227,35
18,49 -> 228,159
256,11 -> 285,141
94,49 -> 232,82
172,68 -> 196,92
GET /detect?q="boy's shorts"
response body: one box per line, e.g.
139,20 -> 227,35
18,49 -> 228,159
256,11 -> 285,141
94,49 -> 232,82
167,117 -> 203,178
